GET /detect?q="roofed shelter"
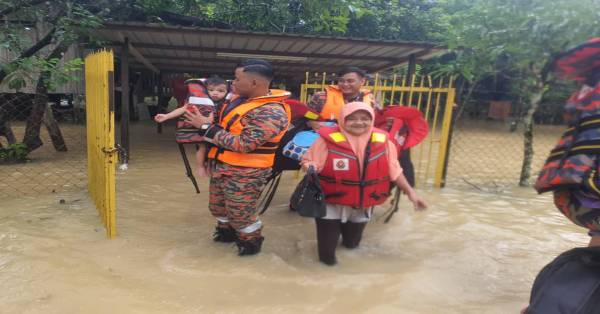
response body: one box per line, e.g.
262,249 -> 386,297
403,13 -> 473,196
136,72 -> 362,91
91,22 -> 444,163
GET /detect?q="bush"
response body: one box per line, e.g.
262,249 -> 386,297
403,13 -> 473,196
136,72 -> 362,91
0,143 -> 28,163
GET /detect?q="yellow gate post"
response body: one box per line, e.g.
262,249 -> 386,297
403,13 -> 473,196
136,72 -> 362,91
434,84 -> 456,188
85,50 -> 117,238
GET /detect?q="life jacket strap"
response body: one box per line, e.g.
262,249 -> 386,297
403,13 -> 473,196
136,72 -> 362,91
318,175 -> 390,186
547,139 -> 600,162
563,115 -> 600,136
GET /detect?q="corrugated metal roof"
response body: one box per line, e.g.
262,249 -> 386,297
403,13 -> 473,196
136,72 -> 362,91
94,22 -> 444,77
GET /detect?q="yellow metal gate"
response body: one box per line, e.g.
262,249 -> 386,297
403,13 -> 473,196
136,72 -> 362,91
301,73 -> 456,187
85,50 -> 117,238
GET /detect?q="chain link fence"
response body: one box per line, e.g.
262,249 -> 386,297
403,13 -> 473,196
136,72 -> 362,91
445,115 -> 562,189
0,93 -> 86,198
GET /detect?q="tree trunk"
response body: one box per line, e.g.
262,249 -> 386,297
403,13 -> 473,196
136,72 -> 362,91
519,83 -> 545,186
455,82 -> 477,121
42,103 -> 67,151
0,120 -> 17,147
22,43 -> 69,152
0,106 -> 17,147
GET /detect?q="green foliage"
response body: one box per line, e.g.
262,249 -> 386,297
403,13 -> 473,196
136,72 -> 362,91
429,0 -> 600,103
0,0 -> 102,91
346,0 -> 450,41
0,143 -> 29,163
125,0 -> 362,34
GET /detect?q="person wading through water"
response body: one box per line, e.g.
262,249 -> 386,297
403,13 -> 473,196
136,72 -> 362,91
184,59 -> 291,256
301,101 -> 427,265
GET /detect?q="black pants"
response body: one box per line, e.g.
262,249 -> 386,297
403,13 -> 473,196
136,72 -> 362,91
315,218 -> 367,265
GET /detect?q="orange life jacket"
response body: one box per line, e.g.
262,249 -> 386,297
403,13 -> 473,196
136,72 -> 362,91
208,89 -> 291,168
317,85 -> 374,122
317,126 -> 391,209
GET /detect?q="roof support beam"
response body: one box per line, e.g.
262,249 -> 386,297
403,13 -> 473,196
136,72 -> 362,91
115,32 -> 159,73
110,42 -> 403,63
128,44 -> 159,73
130,64 -> 305,77
136,55 -> 364,69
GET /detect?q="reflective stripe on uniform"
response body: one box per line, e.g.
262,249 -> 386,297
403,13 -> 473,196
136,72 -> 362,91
239,220 -> 262,234
216,216 -> 229,223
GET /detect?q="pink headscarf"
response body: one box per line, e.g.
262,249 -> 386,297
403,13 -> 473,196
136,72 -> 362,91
338,102 -> 375,174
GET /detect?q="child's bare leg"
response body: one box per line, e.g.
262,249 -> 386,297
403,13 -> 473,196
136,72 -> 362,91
195,144 -> 210,177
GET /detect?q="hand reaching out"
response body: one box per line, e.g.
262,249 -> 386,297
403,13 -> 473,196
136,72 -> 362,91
154,114 -> 168,123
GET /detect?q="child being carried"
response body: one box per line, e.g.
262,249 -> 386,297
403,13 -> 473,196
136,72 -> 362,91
154,76 -> 229,177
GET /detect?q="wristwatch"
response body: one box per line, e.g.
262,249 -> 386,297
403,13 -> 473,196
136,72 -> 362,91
201,124 -> 223,143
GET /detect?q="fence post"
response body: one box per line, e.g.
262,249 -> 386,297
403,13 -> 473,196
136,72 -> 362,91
434,86 -> 456,188
439,104 -> 458,188
407,53 -> 417,86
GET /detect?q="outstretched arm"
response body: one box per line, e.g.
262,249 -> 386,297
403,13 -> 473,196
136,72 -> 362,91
395,173 -> 427,211
154,106 -> 187,123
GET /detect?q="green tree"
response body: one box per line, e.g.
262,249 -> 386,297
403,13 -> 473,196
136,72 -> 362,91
433,0 -> 600,186
130,0 -> 362,34
0,0 -> 106,151
346,0 -> 450,41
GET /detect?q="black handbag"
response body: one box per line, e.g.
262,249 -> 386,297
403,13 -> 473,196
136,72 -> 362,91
290,166 -> 327,218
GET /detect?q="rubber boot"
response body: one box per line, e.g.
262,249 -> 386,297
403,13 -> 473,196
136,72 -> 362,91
236,236 -> 264,256
212,226 -> 237,243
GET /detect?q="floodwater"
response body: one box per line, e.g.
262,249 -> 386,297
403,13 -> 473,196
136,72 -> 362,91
0,122 -> 589,314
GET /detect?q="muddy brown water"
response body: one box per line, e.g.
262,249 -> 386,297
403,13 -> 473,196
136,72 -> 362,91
0,122 -> 588,313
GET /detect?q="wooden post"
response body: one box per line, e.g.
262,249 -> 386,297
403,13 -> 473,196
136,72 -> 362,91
132,73 -> 143,121
407,53 -> 417,86
120,37 -> 130,164
156,71 -> 163,134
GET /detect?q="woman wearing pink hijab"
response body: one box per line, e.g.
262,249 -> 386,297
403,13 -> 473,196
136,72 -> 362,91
302,101 -> 427,265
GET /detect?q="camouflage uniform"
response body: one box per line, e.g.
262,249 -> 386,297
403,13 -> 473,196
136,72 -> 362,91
208,102 -> 288,241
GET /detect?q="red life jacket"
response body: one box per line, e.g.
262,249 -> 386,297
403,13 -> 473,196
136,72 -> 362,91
374,106 -> 429,152
317,126 -> 391,209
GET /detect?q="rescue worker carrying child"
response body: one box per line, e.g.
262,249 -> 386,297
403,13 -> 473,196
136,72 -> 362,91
184,59 -> 291,256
